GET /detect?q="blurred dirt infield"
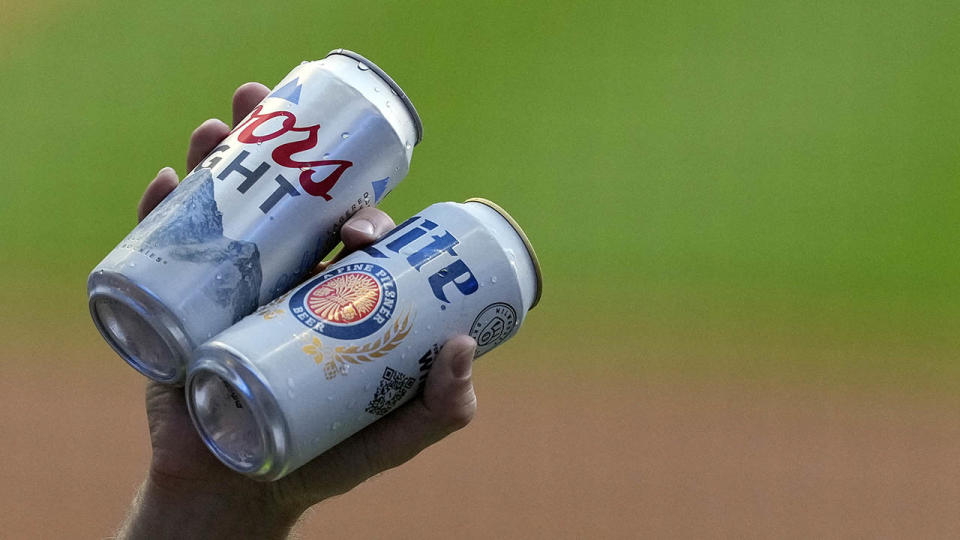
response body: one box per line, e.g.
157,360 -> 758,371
3,339 -> 960,538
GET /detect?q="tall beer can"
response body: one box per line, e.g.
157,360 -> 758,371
185,199 -> 542,481
88,49 -> 422,384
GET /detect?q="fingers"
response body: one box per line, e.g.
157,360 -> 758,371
315,208 -> 397,272
419,335 -> 478,427
137,168 -> 179,222
232,82 -> 270,127
186,119 -> 230,171
292,336 -> 478,501
340,208 -> 397,250
184,82 -> 268,171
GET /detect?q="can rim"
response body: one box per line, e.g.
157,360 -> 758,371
88,271 -> 192,384
464,198 -> 543,309
186,344 -> 292,481
326,48 -> 423,146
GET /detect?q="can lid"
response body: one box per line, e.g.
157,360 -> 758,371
326,48 -> 423,146
464,198 -> 543,309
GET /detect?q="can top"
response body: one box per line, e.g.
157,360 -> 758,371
326,48 -> 423,146
464,198 -> 543,310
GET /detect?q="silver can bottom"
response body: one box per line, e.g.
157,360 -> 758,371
88,270 -> 193,384
186,344 -> 290,481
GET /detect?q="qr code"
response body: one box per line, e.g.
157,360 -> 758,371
365,367 -> 416,416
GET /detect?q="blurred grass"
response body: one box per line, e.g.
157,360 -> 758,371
1,1 -> 958,388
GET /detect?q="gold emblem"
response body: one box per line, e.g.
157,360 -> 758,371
306,272 -> 380,323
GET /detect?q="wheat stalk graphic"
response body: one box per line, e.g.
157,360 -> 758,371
333,312 -> 413,365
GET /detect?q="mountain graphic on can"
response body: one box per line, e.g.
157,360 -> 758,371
87,49 -> 423,385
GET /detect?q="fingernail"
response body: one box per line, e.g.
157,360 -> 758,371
348,218 -> 376,236
452,346 -> 475,378
157,166 -> 175,177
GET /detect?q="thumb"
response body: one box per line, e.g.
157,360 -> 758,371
420,335 -> 479,433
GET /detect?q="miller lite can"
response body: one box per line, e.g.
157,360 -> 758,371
185,199 -> 542,480
88,49 -> 423,384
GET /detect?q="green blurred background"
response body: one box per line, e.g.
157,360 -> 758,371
2,0 -> 958,390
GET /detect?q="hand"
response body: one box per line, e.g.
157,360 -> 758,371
118,83 -> 478,539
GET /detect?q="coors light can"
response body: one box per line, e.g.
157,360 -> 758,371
185,199 -> 542,481
88,49 -> 423,385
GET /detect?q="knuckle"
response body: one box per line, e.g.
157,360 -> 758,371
189,119 -> 220,143
234,81 -> 260,96
188,126 -> 206,144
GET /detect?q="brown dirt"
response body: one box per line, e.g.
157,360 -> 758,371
3,343 -> 960,539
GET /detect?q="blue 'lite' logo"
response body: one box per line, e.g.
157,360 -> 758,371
362,216 -> 479,303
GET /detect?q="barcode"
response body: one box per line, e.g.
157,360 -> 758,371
364,367 -> 416,416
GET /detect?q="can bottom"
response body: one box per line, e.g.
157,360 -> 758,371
189,369 -> 267,472
88,271 -> 193,385
186,345 -> 290,481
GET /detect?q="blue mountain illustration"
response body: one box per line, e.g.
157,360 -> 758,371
126,168 -> 262,322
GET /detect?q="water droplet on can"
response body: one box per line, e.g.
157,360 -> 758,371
491,276 -> 498,284
322,152 -> 330,159
128,262 -> 136,268
215,273 -> 222,280
331,421 -> 342,431
287,377 -> 295,388
405,142 -> 412,150
341,132 -> 350,140
357,63 -> 369,71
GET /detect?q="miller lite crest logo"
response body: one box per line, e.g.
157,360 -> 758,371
290,263 -> 397,339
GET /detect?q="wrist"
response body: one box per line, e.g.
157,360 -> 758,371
117,473 -> 304,540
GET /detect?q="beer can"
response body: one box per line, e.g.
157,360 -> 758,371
87,49 -> 422,384
185,199 -> 542,481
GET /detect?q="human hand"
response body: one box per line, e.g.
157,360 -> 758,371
118,83 -> 478,540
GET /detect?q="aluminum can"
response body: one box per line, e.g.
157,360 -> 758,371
185,199 -> 542,480
87,49 -> 422,384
